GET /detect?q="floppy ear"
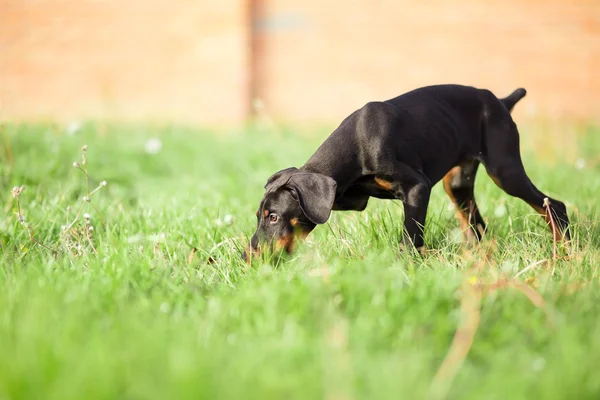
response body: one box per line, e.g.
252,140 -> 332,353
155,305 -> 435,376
287,173 -> 337,224
264,167 -> 298,192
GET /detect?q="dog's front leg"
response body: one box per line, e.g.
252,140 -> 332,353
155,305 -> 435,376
400,181 -> 431,252
373,163 -> 432,253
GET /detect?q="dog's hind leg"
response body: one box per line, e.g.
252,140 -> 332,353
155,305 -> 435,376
442,160 -> 486,241
481,111 -> 571,241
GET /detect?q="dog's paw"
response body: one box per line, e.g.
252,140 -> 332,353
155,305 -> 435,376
398,239 -> 426,256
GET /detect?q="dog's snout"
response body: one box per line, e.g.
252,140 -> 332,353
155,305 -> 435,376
250,234 -> 259,250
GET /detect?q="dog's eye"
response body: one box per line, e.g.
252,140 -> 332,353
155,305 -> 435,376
269,213 -> 279,224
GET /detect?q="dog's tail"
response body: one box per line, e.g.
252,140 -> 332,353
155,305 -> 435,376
500,88 -> 527,112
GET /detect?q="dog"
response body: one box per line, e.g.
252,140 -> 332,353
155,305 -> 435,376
245,84 -> 570,260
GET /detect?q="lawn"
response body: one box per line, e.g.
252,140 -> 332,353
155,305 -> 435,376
1,121 -> 599,400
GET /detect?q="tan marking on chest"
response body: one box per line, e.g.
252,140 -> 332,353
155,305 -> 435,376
374,177 -> 393,190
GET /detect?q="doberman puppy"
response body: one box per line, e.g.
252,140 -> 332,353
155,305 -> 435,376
246,84 -> 570,259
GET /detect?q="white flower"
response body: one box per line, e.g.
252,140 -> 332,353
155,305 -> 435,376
150,233 -> 166,243
532,356 -> 546,372
159,302 -> 170,313
144,138 -> 163,154
215,214 -> 234,227
100,181 -> 107,187
449,228 -> 463,244
494,204 -> 507,217
83,196 -> 90,202
73,162 -> 80,168
252,98 -> 265,110
66,121 -> 82,136
84,213 -> 91,220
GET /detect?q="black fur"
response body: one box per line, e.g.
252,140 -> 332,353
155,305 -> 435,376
247,84 -> 570,257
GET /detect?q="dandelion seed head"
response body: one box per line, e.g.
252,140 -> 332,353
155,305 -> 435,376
11,186 -> 25,198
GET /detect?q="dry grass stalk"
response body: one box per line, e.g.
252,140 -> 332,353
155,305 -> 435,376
12,144 -> 107,258
543,197 -> 559,260
429,244 -> 555,399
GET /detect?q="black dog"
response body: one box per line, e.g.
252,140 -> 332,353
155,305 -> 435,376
246,85 -> 570,259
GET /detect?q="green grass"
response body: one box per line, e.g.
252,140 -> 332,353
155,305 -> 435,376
1,122 -> 599,400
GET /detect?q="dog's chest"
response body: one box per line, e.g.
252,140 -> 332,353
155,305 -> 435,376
350,176 -> 399,200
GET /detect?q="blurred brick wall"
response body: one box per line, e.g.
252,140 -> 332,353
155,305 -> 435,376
0,0 -> 249,124
254,0 -> 600,122
1,0 -> 599,124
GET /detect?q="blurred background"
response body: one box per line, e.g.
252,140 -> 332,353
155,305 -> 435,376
1,0 -> 599,126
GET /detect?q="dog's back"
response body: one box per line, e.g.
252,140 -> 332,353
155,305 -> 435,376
385,84 -> 523,116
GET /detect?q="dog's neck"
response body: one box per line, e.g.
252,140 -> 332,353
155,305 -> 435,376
300,159 -> 361,196
299,125 -> 366,194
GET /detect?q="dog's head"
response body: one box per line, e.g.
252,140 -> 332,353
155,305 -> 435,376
244,167 -> 337,261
